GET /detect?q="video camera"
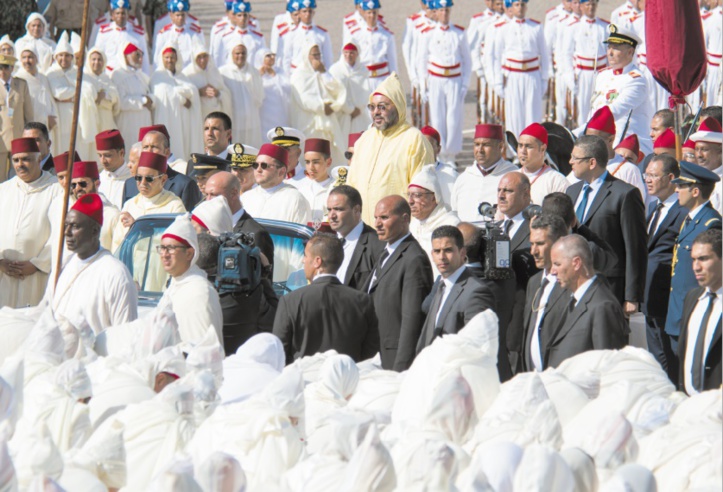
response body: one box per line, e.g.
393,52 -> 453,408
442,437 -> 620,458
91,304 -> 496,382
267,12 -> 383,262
215,231 -> 262,295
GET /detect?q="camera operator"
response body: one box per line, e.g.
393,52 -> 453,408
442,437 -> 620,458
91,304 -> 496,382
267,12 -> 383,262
196,231 -> 279,356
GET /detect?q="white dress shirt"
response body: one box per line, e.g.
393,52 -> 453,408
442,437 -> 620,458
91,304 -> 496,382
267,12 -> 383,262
572,275 -> 597,307
648,193 -> 678,236
573,172 -> 608,222
368,233 -> 410,291
435,265 -> 467,325
684,286 -> 722,395
502,211 -> 525,240
336,220 -> 364,283
531,271 -> 558,371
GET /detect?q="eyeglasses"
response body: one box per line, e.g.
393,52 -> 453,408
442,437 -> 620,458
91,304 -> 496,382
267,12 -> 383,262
0,65 -> 11,70
367,103 -> 390,113
406,191 -> 434,200
70,181 -> 89,189
251,161 -> 282,170
135,173 -> 165,183
569,155 -> 594,163
643,173 -> 665,181
155,245 -> 189,255
344,151 -> 354,160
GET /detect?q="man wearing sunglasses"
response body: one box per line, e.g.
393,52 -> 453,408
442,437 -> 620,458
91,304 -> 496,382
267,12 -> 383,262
241,143 -> 311,227
70,161 -> 121,253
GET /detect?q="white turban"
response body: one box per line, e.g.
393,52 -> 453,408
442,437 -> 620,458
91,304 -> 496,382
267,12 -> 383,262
150,346 -> 187,379
196,452 -> 247,492
192,195 -> 234,236
320,354 -> 359,401
54,359 -> 92,400
69,32 -> 81,54
409,164 -> 443,205
25,12 -> 48,32
0,35 -> 14,53
162,213 -> 199,265
218,333 -> 284,404
54,31 -> 73,57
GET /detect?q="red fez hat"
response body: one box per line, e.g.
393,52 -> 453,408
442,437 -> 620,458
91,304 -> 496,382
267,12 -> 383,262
71,193 -> 103,225
10,137 -> 39,154
420,125 -> 441,144
258,143 -> 289,168
342,43 -> 358,51
95,129 -> 124,150
699,116 -> 723,133
615,134 -> 643,163
71,161 -> 100,180
138,151 -> 168,173
653,128 -> 676,149
520,123 -> 548,145
53,151 -> 81,174
304,138 -> 331,155
474,124 -> 503,141
139,124 -> 170,143
587,106 -> 616,135
162,47 -> 176,55
683,139 -> 695,150
348,132 -> 363,148
123,42 -> 141,56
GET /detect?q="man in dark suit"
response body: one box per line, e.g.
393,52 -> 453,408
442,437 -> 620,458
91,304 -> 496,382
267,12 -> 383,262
522,214 -> 571,372
547,234 -> 629,367
566,135 -> 648,317
497,171 -> 539,373
365,195 -> 433,371
273,234 -> 379,364
327,185 -> 384,290
22,122 -> 53,174
642,155 -> 687,381
458,222 -> 516,381
417,225 -> 496,353
678,229 -> 722,394
666,161 -> 722,357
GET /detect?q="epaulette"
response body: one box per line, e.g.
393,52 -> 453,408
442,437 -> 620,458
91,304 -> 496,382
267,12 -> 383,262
705,217 -> 721,227
345,18 -> 357,27
317,25 -> 328,32
422,26 -> 433,33
214,24 -> 227,34
411,12 -> 421,21
473,12 -> 485,18
600,66 -> 613,71
279,27 -> 290,37
252,30 -> 263,37
629,70 -> 641,78
569,18 -> 580,25
344,12 -> 355,19
494,20 -> 507,28
190,23 -> 202,33
350,27 -> 360,34
94,14 -> 108,25
133,25 -> 145,35
546,6 -> 556,13
454,24 -> 465,31
629,13 -> 641,23
702,11 -> 713,19
159,24 -> 172,34
529,18 -> 541,24
276,22 -> 288,30
99,24 -> 111,33
222,29 -> 235,37
188,13 -> 198,20
415,21 -> 427,29
599,18 -> 610,23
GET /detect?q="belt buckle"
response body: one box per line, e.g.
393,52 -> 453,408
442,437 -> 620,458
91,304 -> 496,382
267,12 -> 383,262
521,62 -> 528,70
444,68 -> 450,76
371,69 -> 377,77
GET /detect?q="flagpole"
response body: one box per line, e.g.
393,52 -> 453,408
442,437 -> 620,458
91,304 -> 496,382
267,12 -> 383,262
54,0 -> 92,287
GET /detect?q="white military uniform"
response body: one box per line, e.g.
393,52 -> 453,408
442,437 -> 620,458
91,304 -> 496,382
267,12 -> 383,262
94,21 -> 150,74
89,12 -> 143,46
451,159 -> 518,223
270,11 -> 294,54
209,14 -> 260,53
342,9 -> 388,45
523,164 -> 569,205
559,15 -> 610,127
212,25 -> 266,72
589,62 -> 654,154
348,22 -> 398,92
152,11 -> 201,41
280,22 -> 332,74
491,17 -> 550,137
401,10 -> 430,87
482,13 -> 510,111
704,6 -> 722,106
551,12 -> 578,125
417,22 -> 471,161
609,1 -> 638,27
467,8 -> 500,121
153,21 -> 203,69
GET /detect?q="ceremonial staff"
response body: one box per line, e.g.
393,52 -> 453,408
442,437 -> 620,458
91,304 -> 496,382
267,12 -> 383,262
54,0 -> 92,287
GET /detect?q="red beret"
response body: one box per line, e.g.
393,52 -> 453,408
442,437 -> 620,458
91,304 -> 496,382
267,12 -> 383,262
586,106 -> 616,135
304,138 -> 331,155
348,132 -> 363,148
71,161 -> 100,180
95,129 -> 125,151
53,151 -> 81,174
258,143 -> 289,168
653,128 -> 676,149
683,139 -> 696,150
10,137 -> 39,154
342,43 -> 358,51
519,123 -> 548,145
139,124 -> 170,143
123,42 -> 141,56
71,193 -> 103,225
474,124 -> 503,141
420,125 -> 441,144
615,134 -> 643,163
137,151 -> 168,173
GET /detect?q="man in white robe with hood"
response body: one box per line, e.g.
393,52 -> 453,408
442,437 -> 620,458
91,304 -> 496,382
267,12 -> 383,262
219,41 -> 264,147
150,42 -> 203,160
13,46 -> 58,138
183,40 -> 232,119
110,42 -> 155,147
0,138 -> 62,308
14,13 -> 56,74
82,47 -> 120,159
329,41 -> 372,137
158,213 -> 223,346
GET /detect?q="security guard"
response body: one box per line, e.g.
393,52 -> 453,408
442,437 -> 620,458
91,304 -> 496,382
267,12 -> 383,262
665,161 -> 722,360
227,142 -> 258,194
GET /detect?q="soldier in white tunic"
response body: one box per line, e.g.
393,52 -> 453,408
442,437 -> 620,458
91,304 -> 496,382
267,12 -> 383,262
451,124 -> 517,223
703,3 -> 722,106
110,42 -> 155,148
271,0 -> 301,55
295,138 -> 335,220
96,130 -> 132,210
516,123 -> 569,205
417,0 -> 471,162
279,0 -> 333,75
490,0 -> 550,137
0,137 -> 62,308
211,1 -> 266,72
94,0 -> 150,74
153,0 -> 204,70
544,0 -> 574,125
402,0 -> 436,91
347,0 -> 398,93
468,0 -> 502,122
589,23 -> 653,154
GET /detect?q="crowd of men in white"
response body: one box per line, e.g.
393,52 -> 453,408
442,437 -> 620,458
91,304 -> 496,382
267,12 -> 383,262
0,0 -> 721,489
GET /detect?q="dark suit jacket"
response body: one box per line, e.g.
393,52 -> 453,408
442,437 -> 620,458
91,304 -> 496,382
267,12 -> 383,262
122,167 -> 202,211
521,271 -> 571,371
677,287 -> 722,393
574,223 -> 618,274
41,153 -> 55,173
416,268 -> 496,353
364,234 -> 433,371
272,276 -> 379,364
643,200 -> 688,319
343,223 -> 385,291
507,219 -> 540,356
220,278 -> 278,356
545,277 -> 629,368
567,172 -> 647,304
233,210 -> 274,269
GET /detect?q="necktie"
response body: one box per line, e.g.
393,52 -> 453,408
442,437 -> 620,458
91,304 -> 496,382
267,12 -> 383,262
339,237 -> 346,247
368,249 -> 390,292
534,277 -> 550,331
4,82 -> 8,93
429,281 -> 447,334
568,294 -> 577,312
575,184 -> 592,223
692,292 -> 718,391
647,201 -> 664,237
503,219 -> 513,237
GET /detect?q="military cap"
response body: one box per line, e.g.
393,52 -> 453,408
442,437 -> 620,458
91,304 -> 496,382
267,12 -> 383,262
226,143 -> 259,169
188,153 -> 229,177
672,161 -> 721,185
604,24 -> 642,48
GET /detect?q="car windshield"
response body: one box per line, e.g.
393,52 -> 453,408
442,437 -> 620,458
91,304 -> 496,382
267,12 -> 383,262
115,216 -> 311,299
